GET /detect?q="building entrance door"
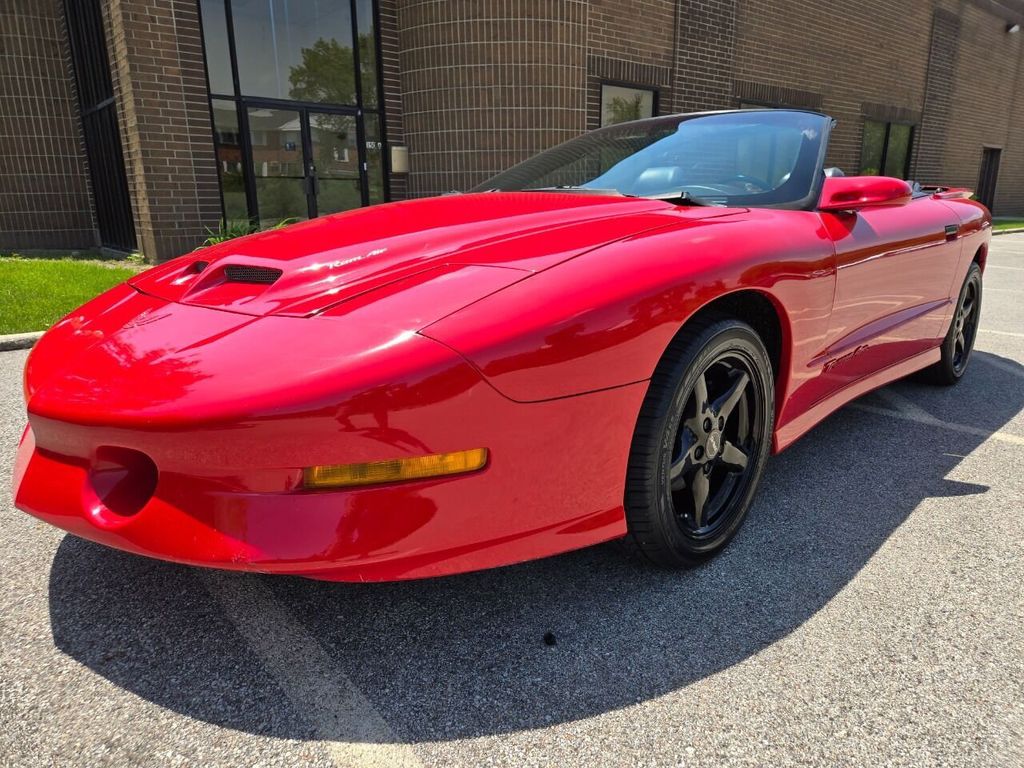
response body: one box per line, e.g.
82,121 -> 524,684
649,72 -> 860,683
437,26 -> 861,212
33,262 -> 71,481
245,104 -> 365,226
977,147 -> 1001,213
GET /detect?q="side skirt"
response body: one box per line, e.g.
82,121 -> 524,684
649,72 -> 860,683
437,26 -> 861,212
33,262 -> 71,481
773,346 -> 941,453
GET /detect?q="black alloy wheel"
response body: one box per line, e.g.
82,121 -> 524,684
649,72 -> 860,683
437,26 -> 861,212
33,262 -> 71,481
669,352 -> 761,539
623,315 -> 774,566
926,262 -> 983,385
952,275 -> 980,374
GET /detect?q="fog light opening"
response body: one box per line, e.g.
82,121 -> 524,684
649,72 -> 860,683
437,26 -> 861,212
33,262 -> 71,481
87,447 -> 158,517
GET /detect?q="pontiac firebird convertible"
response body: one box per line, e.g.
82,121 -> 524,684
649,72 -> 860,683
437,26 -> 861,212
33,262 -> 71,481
13,110 -> 988,581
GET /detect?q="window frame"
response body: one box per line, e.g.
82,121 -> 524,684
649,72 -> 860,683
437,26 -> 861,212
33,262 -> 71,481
599,80 -> 659,128
196,0 -> 390,225
860,119 -> 916,179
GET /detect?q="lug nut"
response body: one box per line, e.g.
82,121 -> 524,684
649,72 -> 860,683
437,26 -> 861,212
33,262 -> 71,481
703,417 -> 712,432
695,446 -> 704,460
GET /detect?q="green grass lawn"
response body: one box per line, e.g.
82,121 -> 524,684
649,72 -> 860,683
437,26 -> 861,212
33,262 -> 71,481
993,218 -> 1024,232
0,257 -> 142,335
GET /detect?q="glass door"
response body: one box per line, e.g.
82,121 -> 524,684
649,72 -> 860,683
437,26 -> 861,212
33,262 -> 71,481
246,104 -> 366,225
246,106 -> 308,227
200,0 -> 388,226
307,110 -> 364,216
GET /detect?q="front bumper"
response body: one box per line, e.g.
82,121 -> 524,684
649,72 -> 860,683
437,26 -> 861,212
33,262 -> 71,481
14,282 -> 648,580
13,380 -> 646,582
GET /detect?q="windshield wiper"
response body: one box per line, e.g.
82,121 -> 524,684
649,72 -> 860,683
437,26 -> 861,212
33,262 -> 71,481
517,186 -> 718,206
629,189 -> 718,207
522,185 -> 620,194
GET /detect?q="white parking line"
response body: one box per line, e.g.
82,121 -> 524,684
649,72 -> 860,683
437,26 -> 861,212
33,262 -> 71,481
986,264 -> 1024,272
978,328 -> 1024,338
203,573 -> 424,768
851,389 -> 1024,446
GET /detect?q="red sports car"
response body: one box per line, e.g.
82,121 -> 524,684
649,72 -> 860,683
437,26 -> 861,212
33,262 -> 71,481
13,110 -> 988,581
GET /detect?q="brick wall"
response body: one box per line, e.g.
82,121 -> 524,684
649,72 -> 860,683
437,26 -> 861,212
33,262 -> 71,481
377,0 -> 407,200
396,0 -> 588,196
389,0 -> 1022,212
728,0 -> 1024,214
913,8 -> 961,186
733,0 -> 938,174
944,2 -> 1024,213
0,0 -> 96,251
673,0 -> 736,113
996,48 -> 1024,214
102,0 -> 221,261
2,0 -> 1024,252
586,0 -> 677,129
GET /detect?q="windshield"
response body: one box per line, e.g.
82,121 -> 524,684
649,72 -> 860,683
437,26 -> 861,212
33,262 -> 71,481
475,110 -> 831,209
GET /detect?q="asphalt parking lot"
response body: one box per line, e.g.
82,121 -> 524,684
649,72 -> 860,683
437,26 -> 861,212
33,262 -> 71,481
2,235 -> 1022,768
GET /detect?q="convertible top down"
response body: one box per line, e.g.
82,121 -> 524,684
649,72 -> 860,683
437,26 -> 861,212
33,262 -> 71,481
13,110 -> 988,580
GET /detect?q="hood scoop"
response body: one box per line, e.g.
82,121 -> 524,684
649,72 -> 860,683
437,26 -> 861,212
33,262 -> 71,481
223,265 -> 282,284
150,258 -> 289,314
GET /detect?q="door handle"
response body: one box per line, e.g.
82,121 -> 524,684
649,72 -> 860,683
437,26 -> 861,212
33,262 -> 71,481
944,224 -> 959,241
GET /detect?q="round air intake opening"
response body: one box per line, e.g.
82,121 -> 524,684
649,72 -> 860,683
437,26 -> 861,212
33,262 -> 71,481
86,447 -> 158,518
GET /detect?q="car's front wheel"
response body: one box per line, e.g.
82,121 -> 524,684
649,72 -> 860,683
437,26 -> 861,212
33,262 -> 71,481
623,316 -> 774,567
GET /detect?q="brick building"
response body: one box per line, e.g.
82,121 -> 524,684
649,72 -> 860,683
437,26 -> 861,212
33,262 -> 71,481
1,0 -> 1022,262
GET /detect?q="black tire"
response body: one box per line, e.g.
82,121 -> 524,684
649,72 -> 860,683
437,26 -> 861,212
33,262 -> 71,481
623,315 -> 775,567
925,262 -> 983,385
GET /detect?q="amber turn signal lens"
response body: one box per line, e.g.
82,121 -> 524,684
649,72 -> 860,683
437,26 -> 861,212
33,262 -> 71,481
303,448 -> 489,489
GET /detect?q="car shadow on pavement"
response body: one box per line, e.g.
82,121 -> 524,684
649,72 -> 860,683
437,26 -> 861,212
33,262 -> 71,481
48,351 -> 1023,743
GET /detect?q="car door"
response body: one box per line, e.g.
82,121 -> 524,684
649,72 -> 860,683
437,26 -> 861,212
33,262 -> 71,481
817,196 -> 962,391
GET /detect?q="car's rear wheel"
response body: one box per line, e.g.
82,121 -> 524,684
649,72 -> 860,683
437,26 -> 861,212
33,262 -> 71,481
623,316 -> 774,567
925,262 -> 982,385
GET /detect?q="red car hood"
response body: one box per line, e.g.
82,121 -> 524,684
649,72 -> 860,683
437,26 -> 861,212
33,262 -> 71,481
130,192 -> 739,318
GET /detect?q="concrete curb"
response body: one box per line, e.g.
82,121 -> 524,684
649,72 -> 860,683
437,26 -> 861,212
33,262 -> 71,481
993,227 -> 1024,236
0,331 -> 44,352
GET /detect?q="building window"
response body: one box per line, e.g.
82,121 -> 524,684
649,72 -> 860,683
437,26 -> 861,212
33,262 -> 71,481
210,99 -> 247,224
198,0 -> 386,226
600,84 -> 657,127
860,120 -> 914,178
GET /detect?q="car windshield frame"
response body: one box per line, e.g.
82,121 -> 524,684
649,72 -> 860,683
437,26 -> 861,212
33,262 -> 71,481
474,109 -> 834,211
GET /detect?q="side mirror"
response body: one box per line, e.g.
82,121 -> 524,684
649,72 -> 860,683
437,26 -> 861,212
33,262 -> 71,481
818,176 -> 913,212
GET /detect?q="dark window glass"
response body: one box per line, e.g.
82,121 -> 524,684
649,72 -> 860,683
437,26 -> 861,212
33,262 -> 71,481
247,106 -> 308,226
860,120 -> 886,176
861,120 -> 914,178
200,0 -> 234,95
211,99 -> 247,224
479,110 -> 830,209
977,147 -> 1001,211
601,85 -> 656,126
884,123 -> 912,177
309,111 -> 362,215
363,112 -> 385,204
356,0 -> 378,109
232,0 -> 356,104
202,1 -> 389,222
